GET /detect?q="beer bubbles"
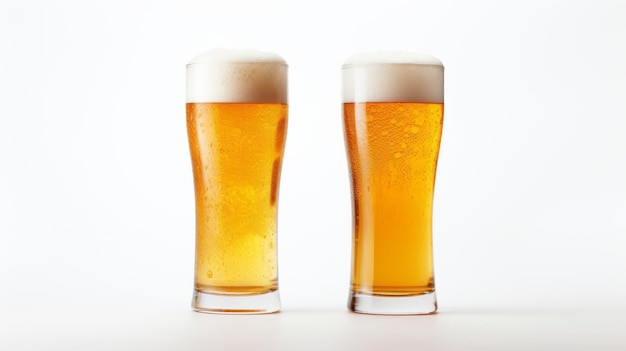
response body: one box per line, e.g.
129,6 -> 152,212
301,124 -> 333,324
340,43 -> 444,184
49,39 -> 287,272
186,48 -> 288,104
342,50 -> 443,104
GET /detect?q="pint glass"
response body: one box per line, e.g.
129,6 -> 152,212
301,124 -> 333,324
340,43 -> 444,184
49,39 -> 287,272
343,51 -> 444,314
186,49 -> 287,314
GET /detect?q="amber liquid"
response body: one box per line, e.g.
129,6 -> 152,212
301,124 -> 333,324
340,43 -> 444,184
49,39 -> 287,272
344,102 -> 443,296
187,103 -> 287,295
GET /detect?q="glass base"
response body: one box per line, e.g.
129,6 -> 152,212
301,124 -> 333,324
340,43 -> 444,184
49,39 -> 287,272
192,289 -> 281,314
349,291 -> 437,315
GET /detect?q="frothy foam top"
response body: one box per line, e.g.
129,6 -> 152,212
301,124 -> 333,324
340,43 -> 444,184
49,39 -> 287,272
186,49 -> 287,103
342,51 -> 444,103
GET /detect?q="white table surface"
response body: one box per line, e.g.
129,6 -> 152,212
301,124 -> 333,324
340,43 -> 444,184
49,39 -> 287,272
2,304 -> 625,350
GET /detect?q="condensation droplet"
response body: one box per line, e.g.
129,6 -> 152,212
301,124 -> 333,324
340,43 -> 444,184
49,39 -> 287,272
206,270 -> 213,279
381,130 -> 389,136
410,126 -> 420,134
394,152 -> 403,158
400,142 -> 407,149
390,119 -> 397,124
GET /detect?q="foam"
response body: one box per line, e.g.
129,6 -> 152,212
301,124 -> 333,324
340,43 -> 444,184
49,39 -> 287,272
342,51 -> 444,103
186,49 -> 287,103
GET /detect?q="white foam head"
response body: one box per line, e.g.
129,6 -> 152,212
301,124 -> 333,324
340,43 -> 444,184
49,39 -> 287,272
186,48 -> 287,103
342,51 -> 444,103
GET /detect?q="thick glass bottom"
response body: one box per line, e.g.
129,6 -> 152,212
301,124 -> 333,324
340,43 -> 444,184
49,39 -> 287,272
192,289 -> 280,314
349,291 -> 437,315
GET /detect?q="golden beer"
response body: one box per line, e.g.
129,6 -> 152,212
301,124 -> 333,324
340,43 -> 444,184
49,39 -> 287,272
187,49 -> 287,314
187,103 -> 287,294
344,102 -> 443,292
343,51 -> 444,314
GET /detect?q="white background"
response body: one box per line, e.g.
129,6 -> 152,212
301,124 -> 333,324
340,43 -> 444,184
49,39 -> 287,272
1,0 -> 625,349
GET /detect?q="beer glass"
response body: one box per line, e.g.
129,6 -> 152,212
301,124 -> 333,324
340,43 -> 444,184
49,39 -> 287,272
186,49 -> 287,314
343,51 -> 444,314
